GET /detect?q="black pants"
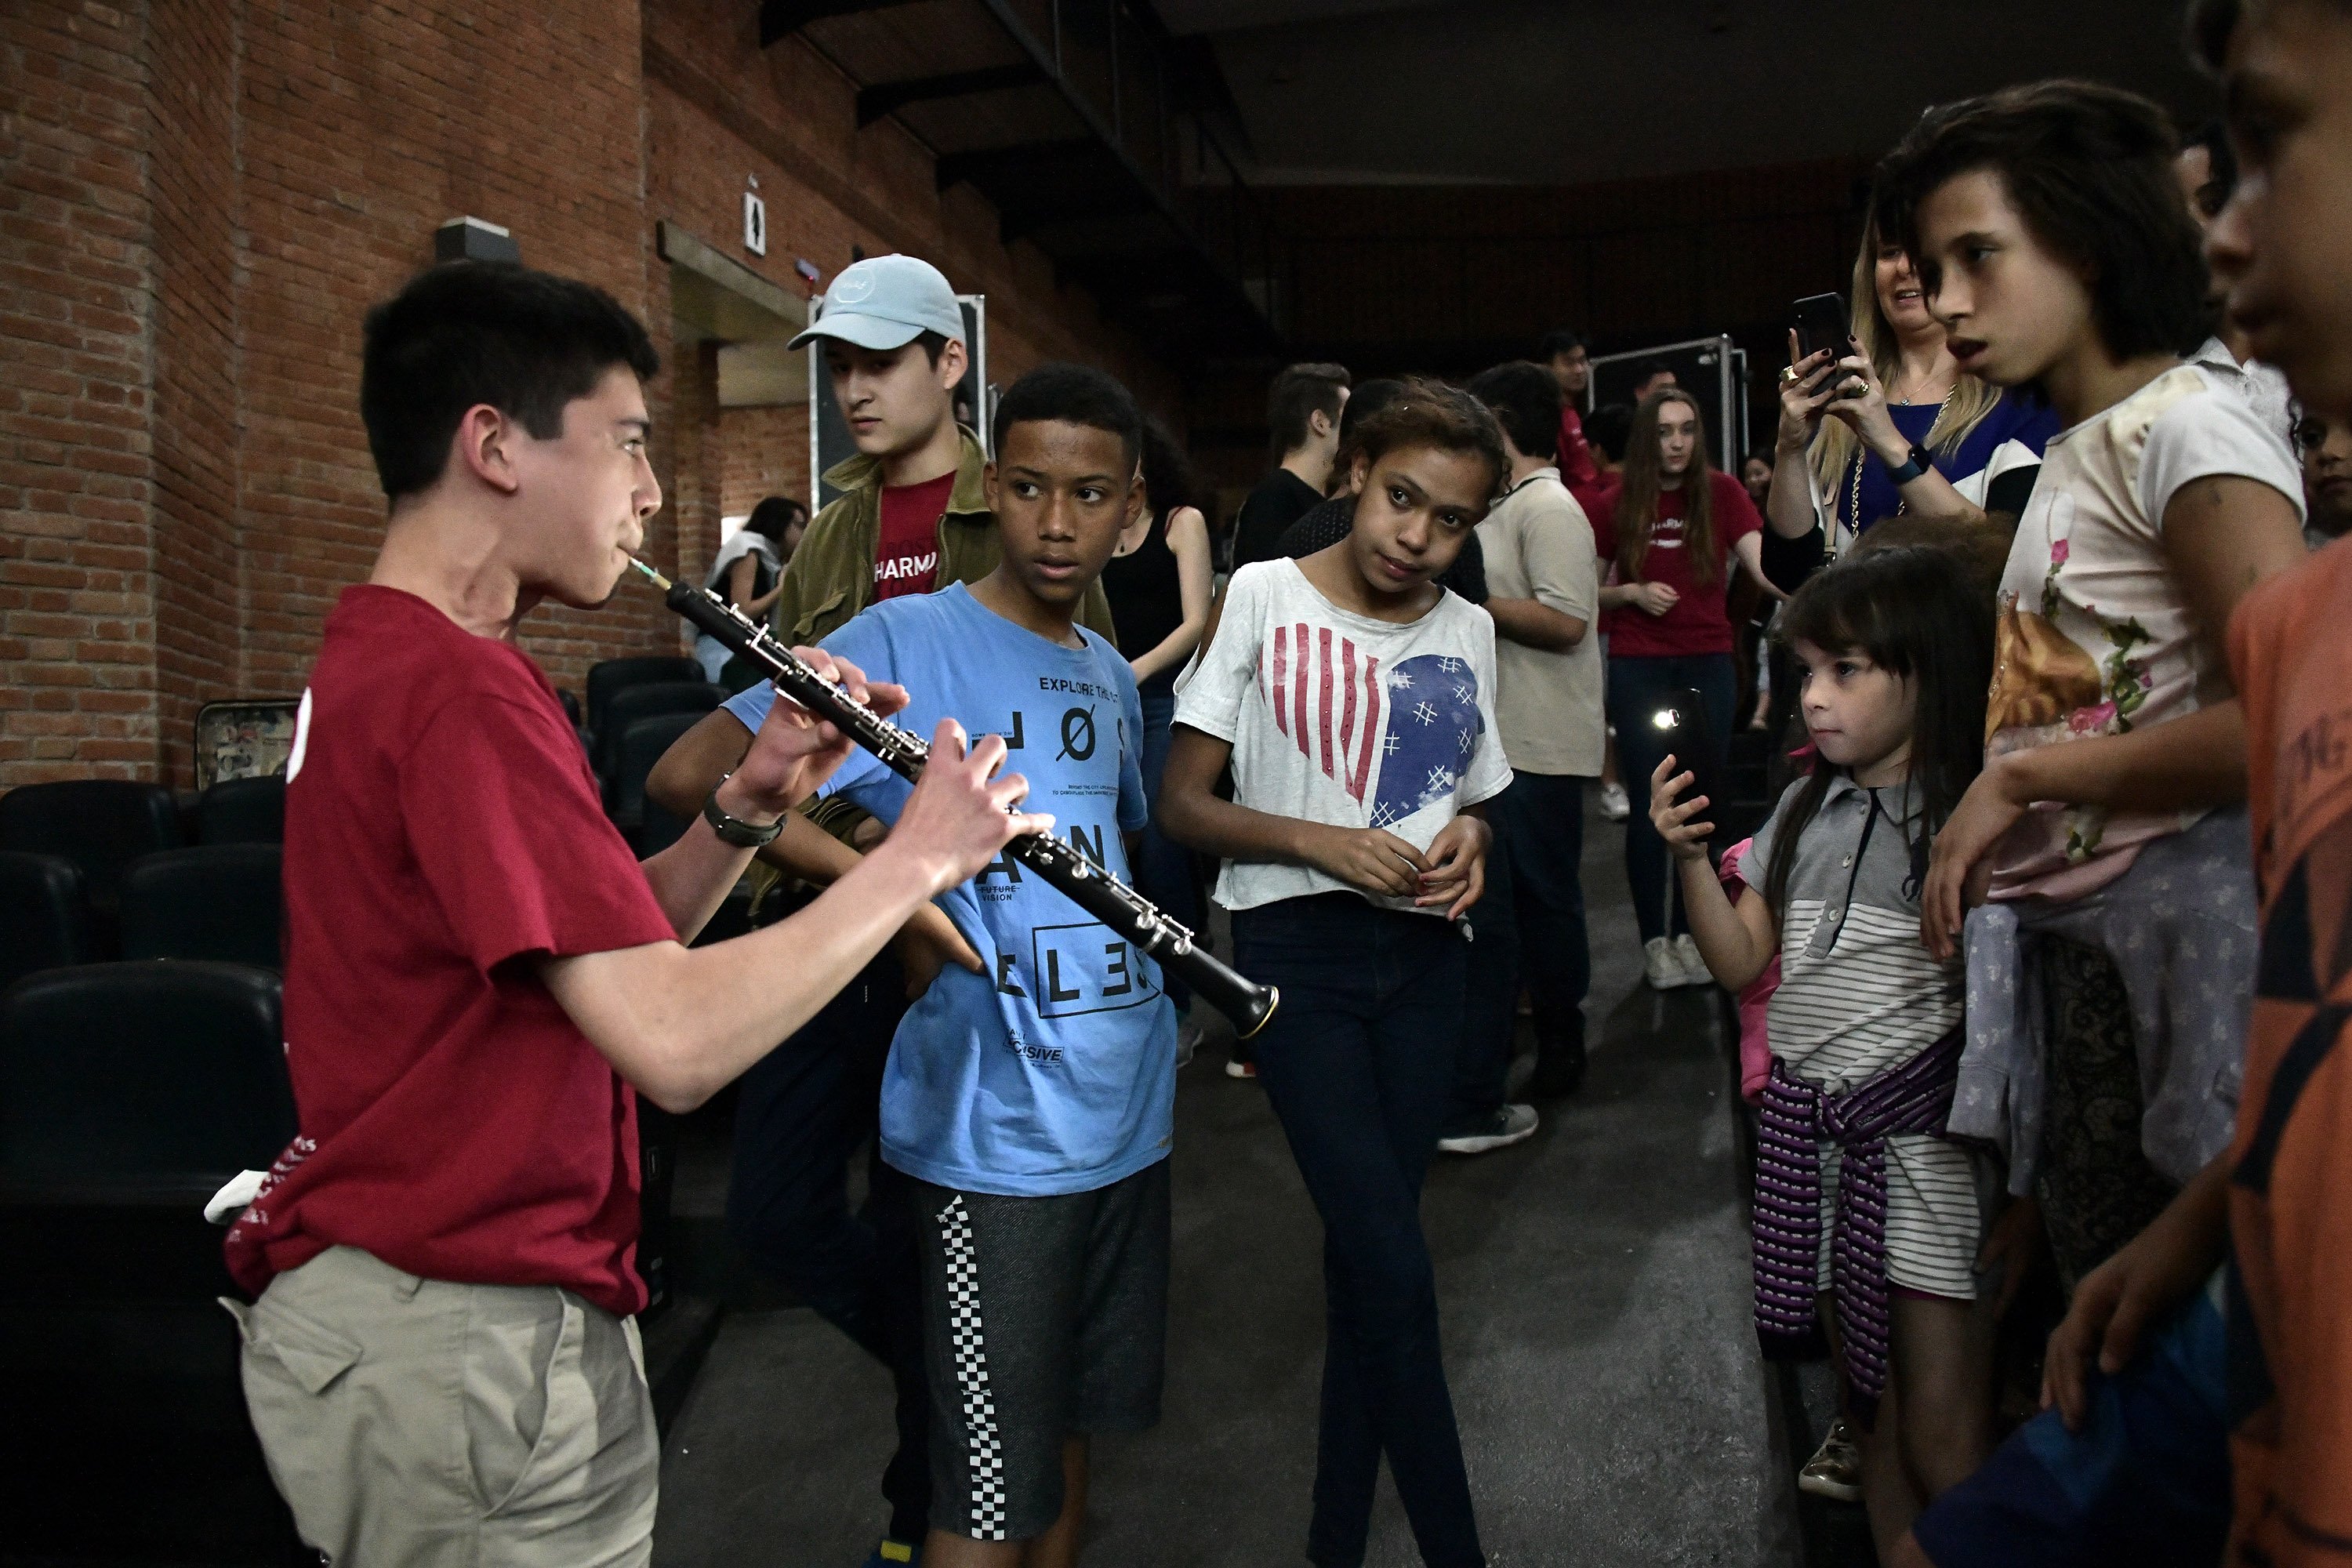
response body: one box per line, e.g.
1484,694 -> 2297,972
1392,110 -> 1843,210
1449,771 -> 1592,1134
727,946 -> 931,1543
1234,895 -> 1486,1568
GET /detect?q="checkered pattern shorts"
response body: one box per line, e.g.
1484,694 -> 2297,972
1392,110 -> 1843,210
912,1162 -> 1171,1542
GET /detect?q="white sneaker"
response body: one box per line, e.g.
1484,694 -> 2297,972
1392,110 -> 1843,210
1599,781 -> 1631,821
1671,934 -> 1712,989
1436,1102 -> 1538,1154
1644,936 -> 1682,990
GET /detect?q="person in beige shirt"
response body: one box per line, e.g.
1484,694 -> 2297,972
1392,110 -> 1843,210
1439,361 -> 1604,1154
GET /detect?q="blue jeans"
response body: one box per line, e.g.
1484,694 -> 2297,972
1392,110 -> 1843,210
1232,895 -> 1486,1568
1605,652 -> 1735,942
1450,771 -> 1591,1134
728,948 -> 931,1542
1134,688 -> 1198,1011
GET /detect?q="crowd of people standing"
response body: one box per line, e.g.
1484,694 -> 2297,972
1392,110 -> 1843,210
211,2 -> 2352,1566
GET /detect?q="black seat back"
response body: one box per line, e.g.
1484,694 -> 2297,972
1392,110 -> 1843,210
0,851 -> 90,989
596,680 -> 720,779
196,774 -> 285,844
607,711 -> 704,848
0,960 -> 303,1558
586,655 -> 702,744
121,844 -> 284,969
0,779 -> 183,919
0,960 -> 295,1185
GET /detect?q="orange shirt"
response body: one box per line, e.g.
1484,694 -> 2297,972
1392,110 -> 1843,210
2225,536 -> 2352,1567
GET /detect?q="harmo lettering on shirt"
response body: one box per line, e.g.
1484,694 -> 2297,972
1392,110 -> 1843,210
874,551 -> 938,583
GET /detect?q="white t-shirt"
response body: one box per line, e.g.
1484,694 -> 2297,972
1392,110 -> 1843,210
1986,362 -> 2303,900
1476,466 -> 1603,777
1174,558 -> 1512,914
702,529 -> 781,594
2189,335 -> 2297,451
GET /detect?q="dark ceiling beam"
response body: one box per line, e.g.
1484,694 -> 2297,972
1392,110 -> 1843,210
998,190 -> 1162,245
934,136 -> 1101,193
855,62 -> 1045,127
758,0 -> 918,47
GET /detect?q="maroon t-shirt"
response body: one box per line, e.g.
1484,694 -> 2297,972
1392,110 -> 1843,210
1556,403 -> 1599,489
1590,470 -> 1762,659
873,470 -> 956,601
224,586 -> 676,1316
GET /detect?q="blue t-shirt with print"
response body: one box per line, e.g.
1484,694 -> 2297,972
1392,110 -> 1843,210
722,583 -> 1174,1197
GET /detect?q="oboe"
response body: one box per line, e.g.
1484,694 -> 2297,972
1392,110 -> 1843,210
630,558 -> 1278,1039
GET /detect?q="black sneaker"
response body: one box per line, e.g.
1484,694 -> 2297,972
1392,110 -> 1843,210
1523,1029 -> 1587,1099
1436,1103 -> 1538,1154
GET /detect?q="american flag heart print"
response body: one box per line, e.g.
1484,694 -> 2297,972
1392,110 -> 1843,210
1261,622 -> 1385,803
1258,626 -> 1484,826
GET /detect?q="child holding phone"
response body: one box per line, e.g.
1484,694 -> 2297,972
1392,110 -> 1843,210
1159,381 -> 1511,1568
1651,546 -> 1998,1559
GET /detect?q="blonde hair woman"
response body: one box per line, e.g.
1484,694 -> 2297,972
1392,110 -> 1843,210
1766,215 -> 2059,551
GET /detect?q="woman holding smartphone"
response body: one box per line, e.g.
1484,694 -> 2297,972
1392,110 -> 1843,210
1768,212 -> 2059,550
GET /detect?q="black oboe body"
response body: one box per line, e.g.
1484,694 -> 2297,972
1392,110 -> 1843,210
635,561 -> 1277,1038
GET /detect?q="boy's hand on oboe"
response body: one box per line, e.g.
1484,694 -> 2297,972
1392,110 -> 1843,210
730,649 -> 909,816
1650,755 -> 1713,862
885,719 -> 1052,898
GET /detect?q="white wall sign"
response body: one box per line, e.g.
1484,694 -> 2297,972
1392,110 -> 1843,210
743,191 -> 767,256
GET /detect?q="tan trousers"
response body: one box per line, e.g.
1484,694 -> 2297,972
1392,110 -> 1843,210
226,1246 -> 658,1566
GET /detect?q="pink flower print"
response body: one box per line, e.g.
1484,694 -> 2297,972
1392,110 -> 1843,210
2050,537 -> 2071,566
2138,669 -> 2153,691
2069,700 -> 2116,734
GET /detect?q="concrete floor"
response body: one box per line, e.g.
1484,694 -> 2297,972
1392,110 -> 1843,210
652,804 -> 1801,1567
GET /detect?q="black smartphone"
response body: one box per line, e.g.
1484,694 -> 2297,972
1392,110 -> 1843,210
1652,687 -> 1720,849
1792,292 -> 1852,366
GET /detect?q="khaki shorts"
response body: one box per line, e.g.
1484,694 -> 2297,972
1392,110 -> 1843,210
226,1246 -> 657,1567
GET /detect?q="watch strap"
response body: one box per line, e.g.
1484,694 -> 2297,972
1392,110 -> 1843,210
702,774 -> 783,848
1886,444 -> 1931,487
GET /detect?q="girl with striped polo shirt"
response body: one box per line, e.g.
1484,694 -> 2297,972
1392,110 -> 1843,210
1649,546 -> 1998,1559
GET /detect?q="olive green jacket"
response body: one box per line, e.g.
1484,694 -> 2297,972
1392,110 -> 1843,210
768,427 -> 1115,646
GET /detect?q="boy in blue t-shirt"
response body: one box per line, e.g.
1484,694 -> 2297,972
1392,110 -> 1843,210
722,363 -> 1174,1566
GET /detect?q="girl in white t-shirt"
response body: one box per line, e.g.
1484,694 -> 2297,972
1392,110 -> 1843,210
1867,82 -> 2307,1563
1160,381 -> 1508,1568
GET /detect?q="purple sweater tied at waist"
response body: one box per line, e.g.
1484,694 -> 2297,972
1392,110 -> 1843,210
1752,1027 -> 1966,1428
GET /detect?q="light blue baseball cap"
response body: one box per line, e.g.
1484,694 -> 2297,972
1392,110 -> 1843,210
789,254 -> 964,352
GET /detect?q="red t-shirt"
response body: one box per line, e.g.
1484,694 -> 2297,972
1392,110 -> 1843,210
1590,470 -> 1762,659
1556,403 -> 1599,489
223,586 -> 676,1316
873,470 -> 956,600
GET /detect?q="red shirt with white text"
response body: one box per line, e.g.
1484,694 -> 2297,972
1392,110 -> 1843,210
873,470 -> 956,600
224,586 -> 675,1316
1590,470 -> 1762,659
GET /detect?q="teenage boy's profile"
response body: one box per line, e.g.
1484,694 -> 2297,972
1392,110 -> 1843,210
223,260 -> 1035,1565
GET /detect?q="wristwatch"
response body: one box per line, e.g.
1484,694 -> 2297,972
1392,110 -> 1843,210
702,772 -> 783,848
1885,443 -> 1934,486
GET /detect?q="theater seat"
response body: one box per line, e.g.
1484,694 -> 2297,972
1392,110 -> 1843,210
198,772 -> 286,844
586,654 -> 702,746
122,844 -> 285,969
596,679 -> 721,782
0,960 -> 302,1559
0,779 -> 184,942
608,710 -> 704,855
0,851 -> 89,989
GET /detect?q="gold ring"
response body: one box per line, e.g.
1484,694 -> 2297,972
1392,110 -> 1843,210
1779,365 -> 1800,385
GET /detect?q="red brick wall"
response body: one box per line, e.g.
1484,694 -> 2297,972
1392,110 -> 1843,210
2,0 -> 1189,789
719,404 -> 811,522
2,2 -> 158,782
